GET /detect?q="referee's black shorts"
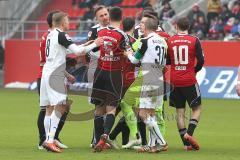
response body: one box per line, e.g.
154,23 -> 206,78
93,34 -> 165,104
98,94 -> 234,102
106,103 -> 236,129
169,83 -> 201,109
91,67 -> 123,107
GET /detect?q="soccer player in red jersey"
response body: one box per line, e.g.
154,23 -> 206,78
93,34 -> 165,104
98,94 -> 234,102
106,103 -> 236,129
91,7 -> 132,152
108,17 -> 142,149
87,5 -> 110,148
37,10 -> 69,150
167,17 -> 204,151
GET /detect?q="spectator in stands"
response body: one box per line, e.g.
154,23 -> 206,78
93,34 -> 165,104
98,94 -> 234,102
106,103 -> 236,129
82,5 -> 95,21
224,17 -> 235,33
207,0 -> 222,25
231,2 -> 240,20
72,0 -> 98,8
219,4 -> 233,23
192,16 -> 207,39
159,1 -> 175,21
208,17 -> 222,40
68,3 -> 82,19
0,41 -> 4,70
231,18 -> 240,34
230,0 -> 240,9
81,5 -> 95,32
99,0 -> 123,6
187,3 -> 206,28
215,18 -> 225,36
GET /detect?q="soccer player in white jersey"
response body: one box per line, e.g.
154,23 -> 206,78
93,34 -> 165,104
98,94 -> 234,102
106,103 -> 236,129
125,15 -> 168,153
40,11 -> 103,153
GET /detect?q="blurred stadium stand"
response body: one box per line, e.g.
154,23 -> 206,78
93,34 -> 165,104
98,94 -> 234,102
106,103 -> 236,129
0,0 -> 209,42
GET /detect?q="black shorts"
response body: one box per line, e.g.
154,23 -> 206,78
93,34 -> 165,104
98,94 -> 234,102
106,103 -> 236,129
91,68 -> 123,107
37,78 -> 41,96
169,84 -> 201,109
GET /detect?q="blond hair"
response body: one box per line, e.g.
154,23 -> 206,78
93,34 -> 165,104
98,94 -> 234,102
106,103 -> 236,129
52,11 -> 68,27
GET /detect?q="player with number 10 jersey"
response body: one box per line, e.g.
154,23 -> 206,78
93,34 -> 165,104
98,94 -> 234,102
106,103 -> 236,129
167,32 -> 204,87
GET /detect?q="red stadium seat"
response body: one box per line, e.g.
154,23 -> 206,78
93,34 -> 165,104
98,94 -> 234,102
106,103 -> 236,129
122,8 -> 143,17
68,8 -> 86,19
121,0 -> 141,6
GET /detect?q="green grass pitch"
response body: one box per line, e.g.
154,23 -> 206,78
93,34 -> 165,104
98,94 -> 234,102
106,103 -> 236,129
0,88 -> 239,160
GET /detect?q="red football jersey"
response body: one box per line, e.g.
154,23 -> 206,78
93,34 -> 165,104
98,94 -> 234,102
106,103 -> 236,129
167,33 -> 204,87
155,28 -> 170,40
97,26 -> 131,71
122,34 -> 137,87
37,31 -> 48,78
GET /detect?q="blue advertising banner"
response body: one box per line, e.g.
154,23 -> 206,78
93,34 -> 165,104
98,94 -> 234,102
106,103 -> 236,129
196,67 -> 239,99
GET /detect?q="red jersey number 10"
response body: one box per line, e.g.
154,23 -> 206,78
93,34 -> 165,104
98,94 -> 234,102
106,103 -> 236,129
173,45 -> 189,65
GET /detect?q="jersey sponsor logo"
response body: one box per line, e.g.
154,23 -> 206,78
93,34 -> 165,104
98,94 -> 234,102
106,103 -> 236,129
100,55 -> 120,62
197,67 -> 239,99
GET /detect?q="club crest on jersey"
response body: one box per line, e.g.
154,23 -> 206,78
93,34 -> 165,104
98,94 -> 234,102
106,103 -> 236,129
65,34 -> 72,41
88,31 -> 92,38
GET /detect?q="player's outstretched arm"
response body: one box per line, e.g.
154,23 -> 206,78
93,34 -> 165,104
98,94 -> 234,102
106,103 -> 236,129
68,37 -> 104,56
64,71 -> 76,84
124,50 -> 140,64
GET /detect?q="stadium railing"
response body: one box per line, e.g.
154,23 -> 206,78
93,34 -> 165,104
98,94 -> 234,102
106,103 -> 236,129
0,0 -> 44,42
0,19 -> 94,42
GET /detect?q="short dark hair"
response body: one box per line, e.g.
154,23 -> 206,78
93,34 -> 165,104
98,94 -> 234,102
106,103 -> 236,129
142,10 -> 158,19
109,6 -> 122,22
94,5 -> 107,16
177,17 -> 190,31
122,17 -> 135,32
143,13 -> 158,23
47,10 -> 60,28
143,6 -> 155,12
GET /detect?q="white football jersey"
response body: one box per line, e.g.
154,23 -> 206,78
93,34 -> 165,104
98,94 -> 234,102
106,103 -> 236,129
138,32 -> 167,65
42,28 -> 73,76
136,32 -> 168,103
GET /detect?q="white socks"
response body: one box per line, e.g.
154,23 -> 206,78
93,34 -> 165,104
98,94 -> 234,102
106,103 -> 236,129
145,116 -> 166,146
148,130 -> 156,147
44,115 -> 51,138
45,110 -> 62,143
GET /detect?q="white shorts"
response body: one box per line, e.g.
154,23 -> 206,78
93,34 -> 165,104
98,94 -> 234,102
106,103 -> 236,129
139,95 -> 163,109
40,74 -> 67,106
139,85 -> 164,109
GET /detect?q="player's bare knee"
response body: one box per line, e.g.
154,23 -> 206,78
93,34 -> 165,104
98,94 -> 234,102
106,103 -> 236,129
46,106 -> 54,115
106,106 -> 116,115
192,105 -> 202,113
95,105 -> 105,116
139,109 -> 147,121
